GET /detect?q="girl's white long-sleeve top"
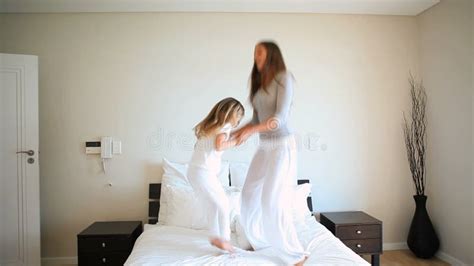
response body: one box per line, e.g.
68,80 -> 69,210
189,123 -> 232,173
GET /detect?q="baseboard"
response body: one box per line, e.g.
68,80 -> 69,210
436,250 -> 468,266
41,256 -> 77,266
383,242 -> 408,250
383,242 -> 468,266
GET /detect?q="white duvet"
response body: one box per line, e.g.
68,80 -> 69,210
125,217 -> 369,265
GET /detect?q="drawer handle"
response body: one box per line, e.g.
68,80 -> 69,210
356,230 -> 362,235
356,244 -> 362,248
102,257 -> 106,263
102,242 -> 106,248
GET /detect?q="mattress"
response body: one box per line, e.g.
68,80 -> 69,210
125,216 -> 369,265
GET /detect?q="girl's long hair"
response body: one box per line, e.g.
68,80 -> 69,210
194,97 -> 244,138
250,41 -> 287,102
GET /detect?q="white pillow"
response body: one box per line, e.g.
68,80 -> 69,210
158,158 -> 230,224
226,186 -> 242,232
162,158 -> 188,178
229,162 -> 250,188
218,160 -> 231,187
162,158 -> 229,186
165,184 -> 242,230
158,174 -> 191,224
292,183 -> 313,225
166,184 -> 204,228
158,159 -> 190,224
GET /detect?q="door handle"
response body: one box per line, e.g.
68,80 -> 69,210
16,150 -> 34,156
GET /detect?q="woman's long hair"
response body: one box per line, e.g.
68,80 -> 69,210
194,97 -> 244,138
250,41 -> 287,102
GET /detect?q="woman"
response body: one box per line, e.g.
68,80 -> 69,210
233,41 -> 308,265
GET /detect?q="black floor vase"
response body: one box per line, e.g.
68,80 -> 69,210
407,195 -> 440,258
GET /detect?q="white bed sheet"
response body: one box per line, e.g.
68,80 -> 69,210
125,217 -> 369,265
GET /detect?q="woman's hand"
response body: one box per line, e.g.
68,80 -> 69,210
238,127 -> 254,143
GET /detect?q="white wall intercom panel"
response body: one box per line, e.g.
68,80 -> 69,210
85,136 -> 122,173
85,137 -> 122,156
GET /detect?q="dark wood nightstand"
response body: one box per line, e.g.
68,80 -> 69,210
320,211 -> 382,266
77,221 -> 143,266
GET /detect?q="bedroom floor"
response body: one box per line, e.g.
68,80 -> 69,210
362,250 -> 449,265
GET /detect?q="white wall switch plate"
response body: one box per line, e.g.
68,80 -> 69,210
113,140 -> 121,154
101,137 -> 113,158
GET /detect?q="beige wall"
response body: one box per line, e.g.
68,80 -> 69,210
417,0 -> 473,264
1,13 -> 420,259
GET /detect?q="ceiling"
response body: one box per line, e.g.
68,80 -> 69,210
0,0 -> 440,15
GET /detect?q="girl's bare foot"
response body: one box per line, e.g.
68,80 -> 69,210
210,238 -> 235,253
294,256 -> 308,266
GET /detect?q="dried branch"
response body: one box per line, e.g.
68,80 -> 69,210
403,73 -> 427,195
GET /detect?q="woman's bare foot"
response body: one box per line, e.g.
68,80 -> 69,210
210,238 -> 235,253
294,256 -> 308,266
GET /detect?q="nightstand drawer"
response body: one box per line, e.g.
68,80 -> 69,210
78,251 -> 129,266
342,238 -> 381,254
78,237 -> 133,253
337,224 -> 381,240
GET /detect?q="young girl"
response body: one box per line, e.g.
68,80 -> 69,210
187,97 -> 244,252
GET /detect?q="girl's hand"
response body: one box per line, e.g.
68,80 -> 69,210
230,130 -> 242,141
216,128 -> 250,150
216,133 -> 238,151
234,126 -> 254,146
235,135 -> 246,146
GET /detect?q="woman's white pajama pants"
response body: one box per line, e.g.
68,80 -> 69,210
240,135 -> 307,264
187,165 -> 231,241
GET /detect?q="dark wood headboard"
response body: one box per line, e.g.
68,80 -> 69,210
148,183 -> 161,224
297,179 -> 313,212
148,179 -> 313,224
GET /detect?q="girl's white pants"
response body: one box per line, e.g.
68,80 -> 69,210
187,165 -> 231,241
240,135 -> 307,264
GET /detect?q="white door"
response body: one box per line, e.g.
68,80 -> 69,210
0,54 -> 40,266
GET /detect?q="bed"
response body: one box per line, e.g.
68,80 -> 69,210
125,160 -> 369,265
